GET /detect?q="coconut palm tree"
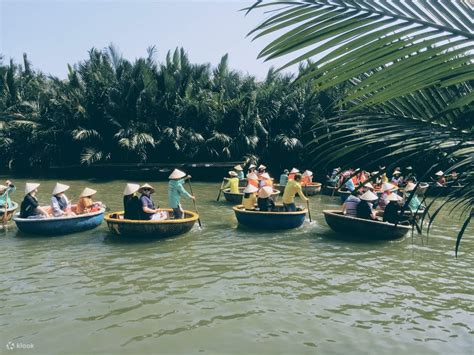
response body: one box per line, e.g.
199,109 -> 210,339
247,0 -> 473,254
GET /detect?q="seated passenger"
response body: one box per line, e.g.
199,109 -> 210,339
77,187 -> 101,214
356,191 -> 378,220
383,194 -> 403,224
242,185 -> 258,210
288,168 -> 299,181
259,172 -> 273,188
138,183 -> 163,220
20,183 -> 49,218
342,191 -> 360,217
247,172 -> 259,188
234,165 -> 245,180
279,169 -> 289,186
123,183 -> 141,220
301,170 -> 313,185
404,182 -> 424,213
378,182 -> 397,210
257,186 -> 275,212
435,171 -> 446,186
51,182 -> 75,217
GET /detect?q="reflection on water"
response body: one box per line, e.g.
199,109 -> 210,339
0,178 -> 473,354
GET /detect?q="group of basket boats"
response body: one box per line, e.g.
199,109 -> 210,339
0,180 -> 451,242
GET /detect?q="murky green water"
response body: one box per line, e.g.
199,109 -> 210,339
0,178 -> 473,354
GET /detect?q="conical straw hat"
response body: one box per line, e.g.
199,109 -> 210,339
258,164 -> 267,170
364,182 -> 374,189
404,182 -> 417,192
25,182 -> 40,195
233,165 -> 243,171
228,171 -> 238,177
169,169 -> 186,179
123,183 -> 140,196
248,164 -> 256,169
247,172 -> 258,180
244,185 -> 258,193
52,183 -> 70,195
302,170 -> 313,177
290,168 -> 300,173
360,190 -> 378,201
435,170 -> 444,176
80,187 -> 97,197
381,182 -> 397,192
138,183 -> 155,193
258,186 -> 273,198
387,193 -> 403,202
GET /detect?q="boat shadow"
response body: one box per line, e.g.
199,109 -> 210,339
319,230 -> 406,244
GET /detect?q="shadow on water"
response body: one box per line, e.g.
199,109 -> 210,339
319,229 -> 405,245
103,232 -> 191,245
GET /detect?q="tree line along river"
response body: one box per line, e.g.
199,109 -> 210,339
1,178 -> 473,354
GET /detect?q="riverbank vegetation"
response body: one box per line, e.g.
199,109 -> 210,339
0,48 -> 339,172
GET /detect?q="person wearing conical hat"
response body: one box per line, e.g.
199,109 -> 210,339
137,183 -> 161,220
123,183 -> 141,220
434,171 -> 446,186
20,183 -> 49,218
282,173 -> 308,212
378,182 -> 398,210
256,164 -> 267,180
391,169 -> 403,186
288,168 -> 300,181
247,172 -> 259,188
383,193 -> 404,224
242,185 -> 258,210
76,187 -> 100,214
257,186 -> 275,212
259,172 -> 273,188
51,183 -> 74,217
356,190 -> 378,220
404,182 -> 424,213
279,169 -> 289,187
168,169 -> 194,219
247,163 -> 257,176
0,179 -> 16,210
301,170 -> 313,185
223,171 -> 240,194
233,165 -> 245,180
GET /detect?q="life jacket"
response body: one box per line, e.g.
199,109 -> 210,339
301,176 -> 311,185
288,173 -> 296,181
248,179 -> 258,188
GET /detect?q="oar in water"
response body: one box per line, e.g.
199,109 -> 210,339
306,199 -> 312,222
2,190 -> 9,224
216,180 -> 225,202
187,180 -> 202,228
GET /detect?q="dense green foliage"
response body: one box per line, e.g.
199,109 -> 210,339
247,0 -> 473,254
0,47 -> 336,171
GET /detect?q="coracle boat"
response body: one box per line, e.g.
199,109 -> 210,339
13,206 -> 105,236
105,208 -> 198,240
233,204 -> 307,230
0,202 -> 19,222
323,210 -> 410,240
223,187 -> 280,204
302,182 -> 322,196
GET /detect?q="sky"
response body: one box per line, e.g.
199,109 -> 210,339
0,0 -> 296,79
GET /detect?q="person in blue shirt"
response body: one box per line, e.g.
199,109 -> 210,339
138,183 -> 160,220
168,169 -> 195,219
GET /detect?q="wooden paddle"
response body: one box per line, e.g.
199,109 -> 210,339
216,179 -> 225,201
187,180 -> 202,228
306,199 -> 312,222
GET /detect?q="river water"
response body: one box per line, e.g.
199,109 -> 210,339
0,178 -> 472,354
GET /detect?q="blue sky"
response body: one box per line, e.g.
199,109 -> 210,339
1,0 -> 295,79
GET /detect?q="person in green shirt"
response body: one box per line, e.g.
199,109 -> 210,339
223,171 -> 240,193
282,173 -> 308,212
404,182 -> 424,212
168,169 -> 195,219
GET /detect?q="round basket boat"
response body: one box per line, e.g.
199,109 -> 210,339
233,204 -> 306,230
223,187 -> 280,204
105,209 -> 198,240
302,182 -> 322,196
321,184 -> 337,196
13,206 -> 105,236
0,202 -> 18,223
424,183 -> 464,197
323,210 -> 410,240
